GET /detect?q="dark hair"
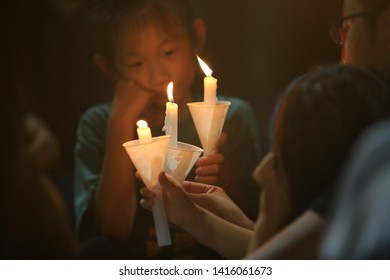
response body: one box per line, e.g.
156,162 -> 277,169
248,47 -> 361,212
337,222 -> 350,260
83,0 -> 195,68
272,65 -> 390,215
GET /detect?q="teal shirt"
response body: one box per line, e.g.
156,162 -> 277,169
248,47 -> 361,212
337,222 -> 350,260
74,95 -> 261,242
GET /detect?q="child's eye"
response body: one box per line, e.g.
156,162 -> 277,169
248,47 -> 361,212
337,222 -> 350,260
164,49 -> 176,57
128,61 -> 143,68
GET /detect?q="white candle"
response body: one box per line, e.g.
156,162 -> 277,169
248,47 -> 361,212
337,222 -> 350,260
152,189 -> 172,246
136,120 -> 152,144
197,56 -> 217,105
164,82 -> 178,147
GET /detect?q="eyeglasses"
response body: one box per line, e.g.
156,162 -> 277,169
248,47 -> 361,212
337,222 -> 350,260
329,10 -> 381,48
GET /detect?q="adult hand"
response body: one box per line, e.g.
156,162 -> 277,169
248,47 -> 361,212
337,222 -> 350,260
140,174 -> 253,230
140,172 -> 202,229
182,181 -> 254,229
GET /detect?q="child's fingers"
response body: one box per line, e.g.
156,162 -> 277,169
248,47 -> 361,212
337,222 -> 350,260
158,172 -> 182,195
140,187 -> 155,199
196,154 -> 224,167
195,164 -> 222,176
139,187 -> 155,210
139,198 -> 153,211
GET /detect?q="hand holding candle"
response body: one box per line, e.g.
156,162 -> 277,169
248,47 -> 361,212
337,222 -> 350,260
163,82 -> 178,147
197,56 -> 218,105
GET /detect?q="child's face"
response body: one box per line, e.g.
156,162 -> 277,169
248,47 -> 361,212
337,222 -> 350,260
113,19 -> 197,107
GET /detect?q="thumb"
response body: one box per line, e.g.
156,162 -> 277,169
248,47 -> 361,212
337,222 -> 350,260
183,181 -> 214,194
158,171 -> 182,195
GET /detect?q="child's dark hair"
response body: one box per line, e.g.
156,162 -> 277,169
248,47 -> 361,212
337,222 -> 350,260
272,64 -> 390,215
83,0 -> 196,68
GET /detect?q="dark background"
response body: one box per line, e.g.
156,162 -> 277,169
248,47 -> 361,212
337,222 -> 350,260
2,0 -> 342,223
192,0 -> 341,151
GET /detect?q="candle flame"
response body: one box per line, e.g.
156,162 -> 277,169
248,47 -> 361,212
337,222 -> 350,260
197,56 -> 213,76
137,120 -> 148,129
167,82 -> 174,103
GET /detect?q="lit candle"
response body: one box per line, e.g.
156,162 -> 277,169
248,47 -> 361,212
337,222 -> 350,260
163,82 -> 178,147
197,56 -> 217,105
136,120 -> 152,144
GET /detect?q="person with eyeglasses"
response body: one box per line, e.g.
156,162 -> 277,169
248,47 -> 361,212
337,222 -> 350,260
247,0 -> 390,259
238,0 -> 390,259
330,0 -> 390,74
320,0 -> 390,260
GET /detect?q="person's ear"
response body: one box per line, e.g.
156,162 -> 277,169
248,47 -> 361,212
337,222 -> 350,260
93,53 -> 116,79
192,18 -> 206,53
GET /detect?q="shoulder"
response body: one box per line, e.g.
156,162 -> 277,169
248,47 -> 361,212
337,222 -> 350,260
78,103 -> 111,128
349,118 -> 390,166
79,103 -> 111,124
219,96 -> 257,126
219,95 -> 254,113
77,103 -> 111,137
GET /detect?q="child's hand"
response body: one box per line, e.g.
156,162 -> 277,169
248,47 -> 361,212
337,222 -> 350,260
194,132 -> 229,185
194,154 -> 225,185
111,78 -> 153,121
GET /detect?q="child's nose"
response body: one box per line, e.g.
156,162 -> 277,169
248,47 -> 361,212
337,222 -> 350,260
147,62 -> 170,87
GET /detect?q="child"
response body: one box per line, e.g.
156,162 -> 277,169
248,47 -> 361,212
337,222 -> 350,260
75,0 -> 261,258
